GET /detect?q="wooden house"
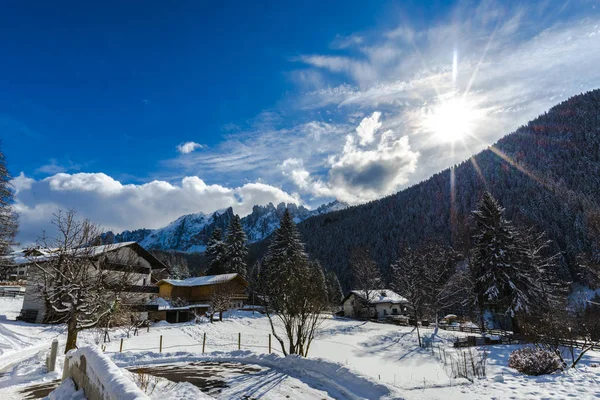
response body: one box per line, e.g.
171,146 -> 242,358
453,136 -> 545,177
341,289 -> 409,320
14,242 -> 165,323
150,273 -> 248,322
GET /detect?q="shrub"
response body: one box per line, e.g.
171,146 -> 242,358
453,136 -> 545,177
508,347 -> 563,376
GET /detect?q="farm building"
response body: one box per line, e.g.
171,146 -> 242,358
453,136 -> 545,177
342,289 -> 409,320
151,273 -> 249,322
13,242 -> 165,323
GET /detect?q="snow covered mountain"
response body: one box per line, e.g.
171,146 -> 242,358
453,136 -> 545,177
107,200 -> 348,252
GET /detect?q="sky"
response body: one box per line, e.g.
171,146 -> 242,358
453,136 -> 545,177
3,0 -> 600,245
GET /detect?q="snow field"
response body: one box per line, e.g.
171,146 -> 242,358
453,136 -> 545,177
2,297 -> 600,399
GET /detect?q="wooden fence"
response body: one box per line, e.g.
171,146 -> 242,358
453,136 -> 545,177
0,290 -> 25,297
439,325 -> 511,337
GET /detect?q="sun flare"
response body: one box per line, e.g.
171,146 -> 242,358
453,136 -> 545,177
423,97 -> 479,143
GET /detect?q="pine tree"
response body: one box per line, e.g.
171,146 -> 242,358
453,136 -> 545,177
470,192 -> 542,331
325,270 -> 343,306
224,216 -> 248,277
261,208 -> 307,301
206,228 -> 227,275
0,147 -> 17,268
260,208 -> 326,356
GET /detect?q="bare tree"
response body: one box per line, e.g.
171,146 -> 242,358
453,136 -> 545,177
117,306 -> 146,338
209,278 -> 233,322
28,209 -> 141,353
391,245 -> 426,346
391,241 -> 459,346
419,241 -> 460,324
349,248 -> 381,319
520,306 -> 600,369
0,147 -> 18,275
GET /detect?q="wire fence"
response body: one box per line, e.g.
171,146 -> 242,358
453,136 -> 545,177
429,343 -> 488,382
105,327 -> 285,356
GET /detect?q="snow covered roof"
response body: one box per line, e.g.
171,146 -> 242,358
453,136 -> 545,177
158,273 -> 243,287
347,289 -> 408,305
8,242 -> 167,270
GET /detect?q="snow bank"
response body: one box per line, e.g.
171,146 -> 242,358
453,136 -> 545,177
65,346 -> 149,400
111,350 -> 399,400
0,296 -> 24,322
48,378 -> 87,400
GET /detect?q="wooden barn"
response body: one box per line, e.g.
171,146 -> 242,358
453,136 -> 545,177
150,273 -> 248,322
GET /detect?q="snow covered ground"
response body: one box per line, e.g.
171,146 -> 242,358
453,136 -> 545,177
2,297 -> 600,399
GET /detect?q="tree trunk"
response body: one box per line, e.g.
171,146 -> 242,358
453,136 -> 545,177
478,305 -> 486,334
219,311 -> 223,322
65,317 -> 79,354
511,315 -> 520,334
414,310 -> 422,347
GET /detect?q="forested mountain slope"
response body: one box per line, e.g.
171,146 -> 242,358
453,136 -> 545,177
292,90 -> 600,288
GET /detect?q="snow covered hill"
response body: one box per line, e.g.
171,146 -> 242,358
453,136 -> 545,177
106,200 -> 348,252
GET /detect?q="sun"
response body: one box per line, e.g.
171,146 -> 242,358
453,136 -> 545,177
423,96 -> 478,144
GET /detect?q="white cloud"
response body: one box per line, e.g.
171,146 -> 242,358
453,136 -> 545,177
295,55 -> 378,86
331,33 -> 364,49
165,121 -> 349,185
280,113 -> 420,204
356,111 -> 382,146
176,141 -> 204,154
12,172 -> 299,246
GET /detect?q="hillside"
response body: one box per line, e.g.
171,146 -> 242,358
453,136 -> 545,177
288,90 -> 600,288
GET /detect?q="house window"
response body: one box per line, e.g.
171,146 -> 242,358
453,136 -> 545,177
392,308 -> 398,315
383,309 -> 387,316
351,300 -> 354,306
18,271 -> 25,275
143,278 -> 147,286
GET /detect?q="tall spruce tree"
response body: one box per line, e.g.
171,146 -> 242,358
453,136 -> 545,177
224,216 -> 248,277
470,192 -> 543,331
205,228 -> 227,275
261,208 -> 307,301
325,270 -> 344,307
0,148 -> 17,269
260,208 -> 327,356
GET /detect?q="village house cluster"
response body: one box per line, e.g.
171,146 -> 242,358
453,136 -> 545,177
2,241 -> 417,327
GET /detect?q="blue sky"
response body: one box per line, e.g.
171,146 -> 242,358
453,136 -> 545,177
3,0 -> 600,244
1,1 -> 402,181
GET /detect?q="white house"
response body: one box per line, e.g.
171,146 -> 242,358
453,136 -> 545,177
12,242 -> 165,323
342,289 -> 409,319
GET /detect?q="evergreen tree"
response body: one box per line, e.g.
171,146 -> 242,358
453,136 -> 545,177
470,192 -> 543,331
325,270 -> 343,307
260,208 -> 327,356
0,147 -> 17,268
224,216 -> 248,277
205,228 -> 227,275
261,208 -> 307,299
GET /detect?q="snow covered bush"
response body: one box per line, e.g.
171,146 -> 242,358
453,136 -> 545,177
508,347 -> 562,376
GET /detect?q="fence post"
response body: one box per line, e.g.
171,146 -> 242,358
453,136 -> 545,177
159,335 -> 163,353
119,338 -> 124,353
238,333 -> 241,350
202,332 -> 206,354
268,334 -> 271,354
48,339 -> 58,372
